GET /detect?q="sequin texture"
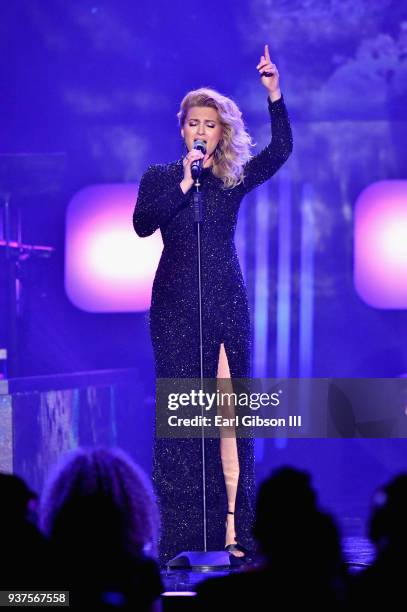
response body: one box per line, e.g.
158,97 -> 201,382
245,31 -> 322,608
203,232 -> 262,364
133,96 -> 293,563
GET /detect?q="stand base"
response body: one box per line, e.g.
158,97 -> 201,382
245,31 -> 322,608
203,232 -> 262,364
167,550 -> 233,571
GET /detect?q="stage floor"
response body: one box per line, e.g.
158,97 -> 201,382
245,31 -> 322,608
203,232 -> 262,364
161,535 -> 375,592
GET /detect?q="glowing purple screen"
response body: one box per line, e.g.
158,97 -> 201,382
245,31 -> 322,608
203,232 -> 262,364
65,184 -> 163,312
354,180 -> 407,309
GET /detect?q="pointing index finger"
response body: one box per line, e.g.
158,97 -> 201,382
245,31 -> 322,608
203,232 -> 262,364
264,44 -> 271,62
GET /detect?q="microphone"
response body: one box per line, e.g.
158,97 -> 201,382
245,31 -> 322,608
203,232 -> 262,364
191,139 -> 207,181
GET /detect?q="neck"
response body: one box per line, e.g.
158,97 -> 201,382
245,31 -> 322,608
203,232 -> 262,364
203,151 -> 214,168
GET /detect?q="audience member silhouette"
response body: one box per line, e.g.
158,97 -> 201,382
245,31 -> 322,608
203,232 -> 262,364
40,447 -> 163,611
0,473 -> 50,590
195,466 -> 348,610
349,472 -> 407,609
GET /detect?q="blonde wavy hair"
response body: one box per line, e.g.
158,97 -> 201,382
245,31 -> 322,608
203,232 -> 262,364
177,87 -> 255,189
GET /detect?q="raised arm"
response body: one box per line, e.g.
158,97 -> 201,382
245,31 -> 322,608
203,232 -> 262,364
241,44 -> 293,194
133,164 -> 190,237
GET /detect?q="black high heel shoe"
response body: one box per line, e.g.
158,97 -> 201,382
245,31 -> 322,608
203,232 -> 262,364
224,511 -> 253,566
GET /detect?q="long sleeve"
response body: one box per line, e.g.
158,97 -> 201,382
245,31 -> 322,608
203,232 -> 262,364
240,94 -> 293,195
133,164 -> 190,237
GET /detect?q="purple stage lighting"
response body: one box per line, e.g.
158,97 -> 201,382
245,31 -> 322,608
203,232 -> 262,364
354,180 -> 407,309
65,184 -> 163,312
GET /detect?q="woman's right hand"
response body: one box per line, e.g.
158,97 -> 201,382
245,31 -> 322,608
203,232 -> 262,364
180,149 -> 208,193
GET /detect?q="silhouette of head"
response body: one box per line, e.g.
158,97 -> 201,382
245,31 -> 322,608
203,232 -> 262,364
369,472 -> 407,551
40,447 -> 159,558
253,466 -> 343,578
0,473 -> 36,521
253,466 -> 319,558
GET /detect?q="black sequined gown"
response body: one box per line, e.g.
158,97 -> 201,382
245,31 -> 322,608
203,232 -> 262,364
133,95 -> 293,564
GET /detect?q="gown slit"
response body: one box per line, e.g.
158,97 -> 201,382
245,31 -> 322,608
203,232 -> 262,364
217,341 -> 241,550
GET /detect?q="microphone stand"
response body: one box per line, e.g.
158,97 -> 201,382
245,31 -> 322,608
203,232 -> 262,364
167,164 -> 233,571
192,175 -> 208,553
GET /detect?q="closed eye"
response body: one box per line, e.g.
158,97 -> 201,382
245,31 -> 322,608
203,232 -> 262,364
188,121 -> 217,128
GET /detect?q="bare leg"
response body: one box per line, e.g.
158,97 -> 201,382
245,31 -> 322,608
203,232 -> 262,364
217,343 -> 244,557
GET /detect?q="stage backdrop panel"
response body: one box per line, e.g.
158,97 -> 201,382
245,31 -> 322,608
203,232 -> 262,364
0,368 -> 151,494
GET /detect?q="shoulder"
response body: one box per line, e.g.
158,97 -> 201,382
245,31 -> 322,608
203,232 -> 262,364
196,568 -> 259,595
130,554 -> 163,590
134,554 -> 161,575
140,163 -> 164,182
195,569 -> 271,607
141,159 -> 182,179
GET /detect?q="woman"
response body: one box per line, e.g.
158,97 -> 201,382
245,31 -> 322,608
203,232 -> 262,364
133,44 -> 293,564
